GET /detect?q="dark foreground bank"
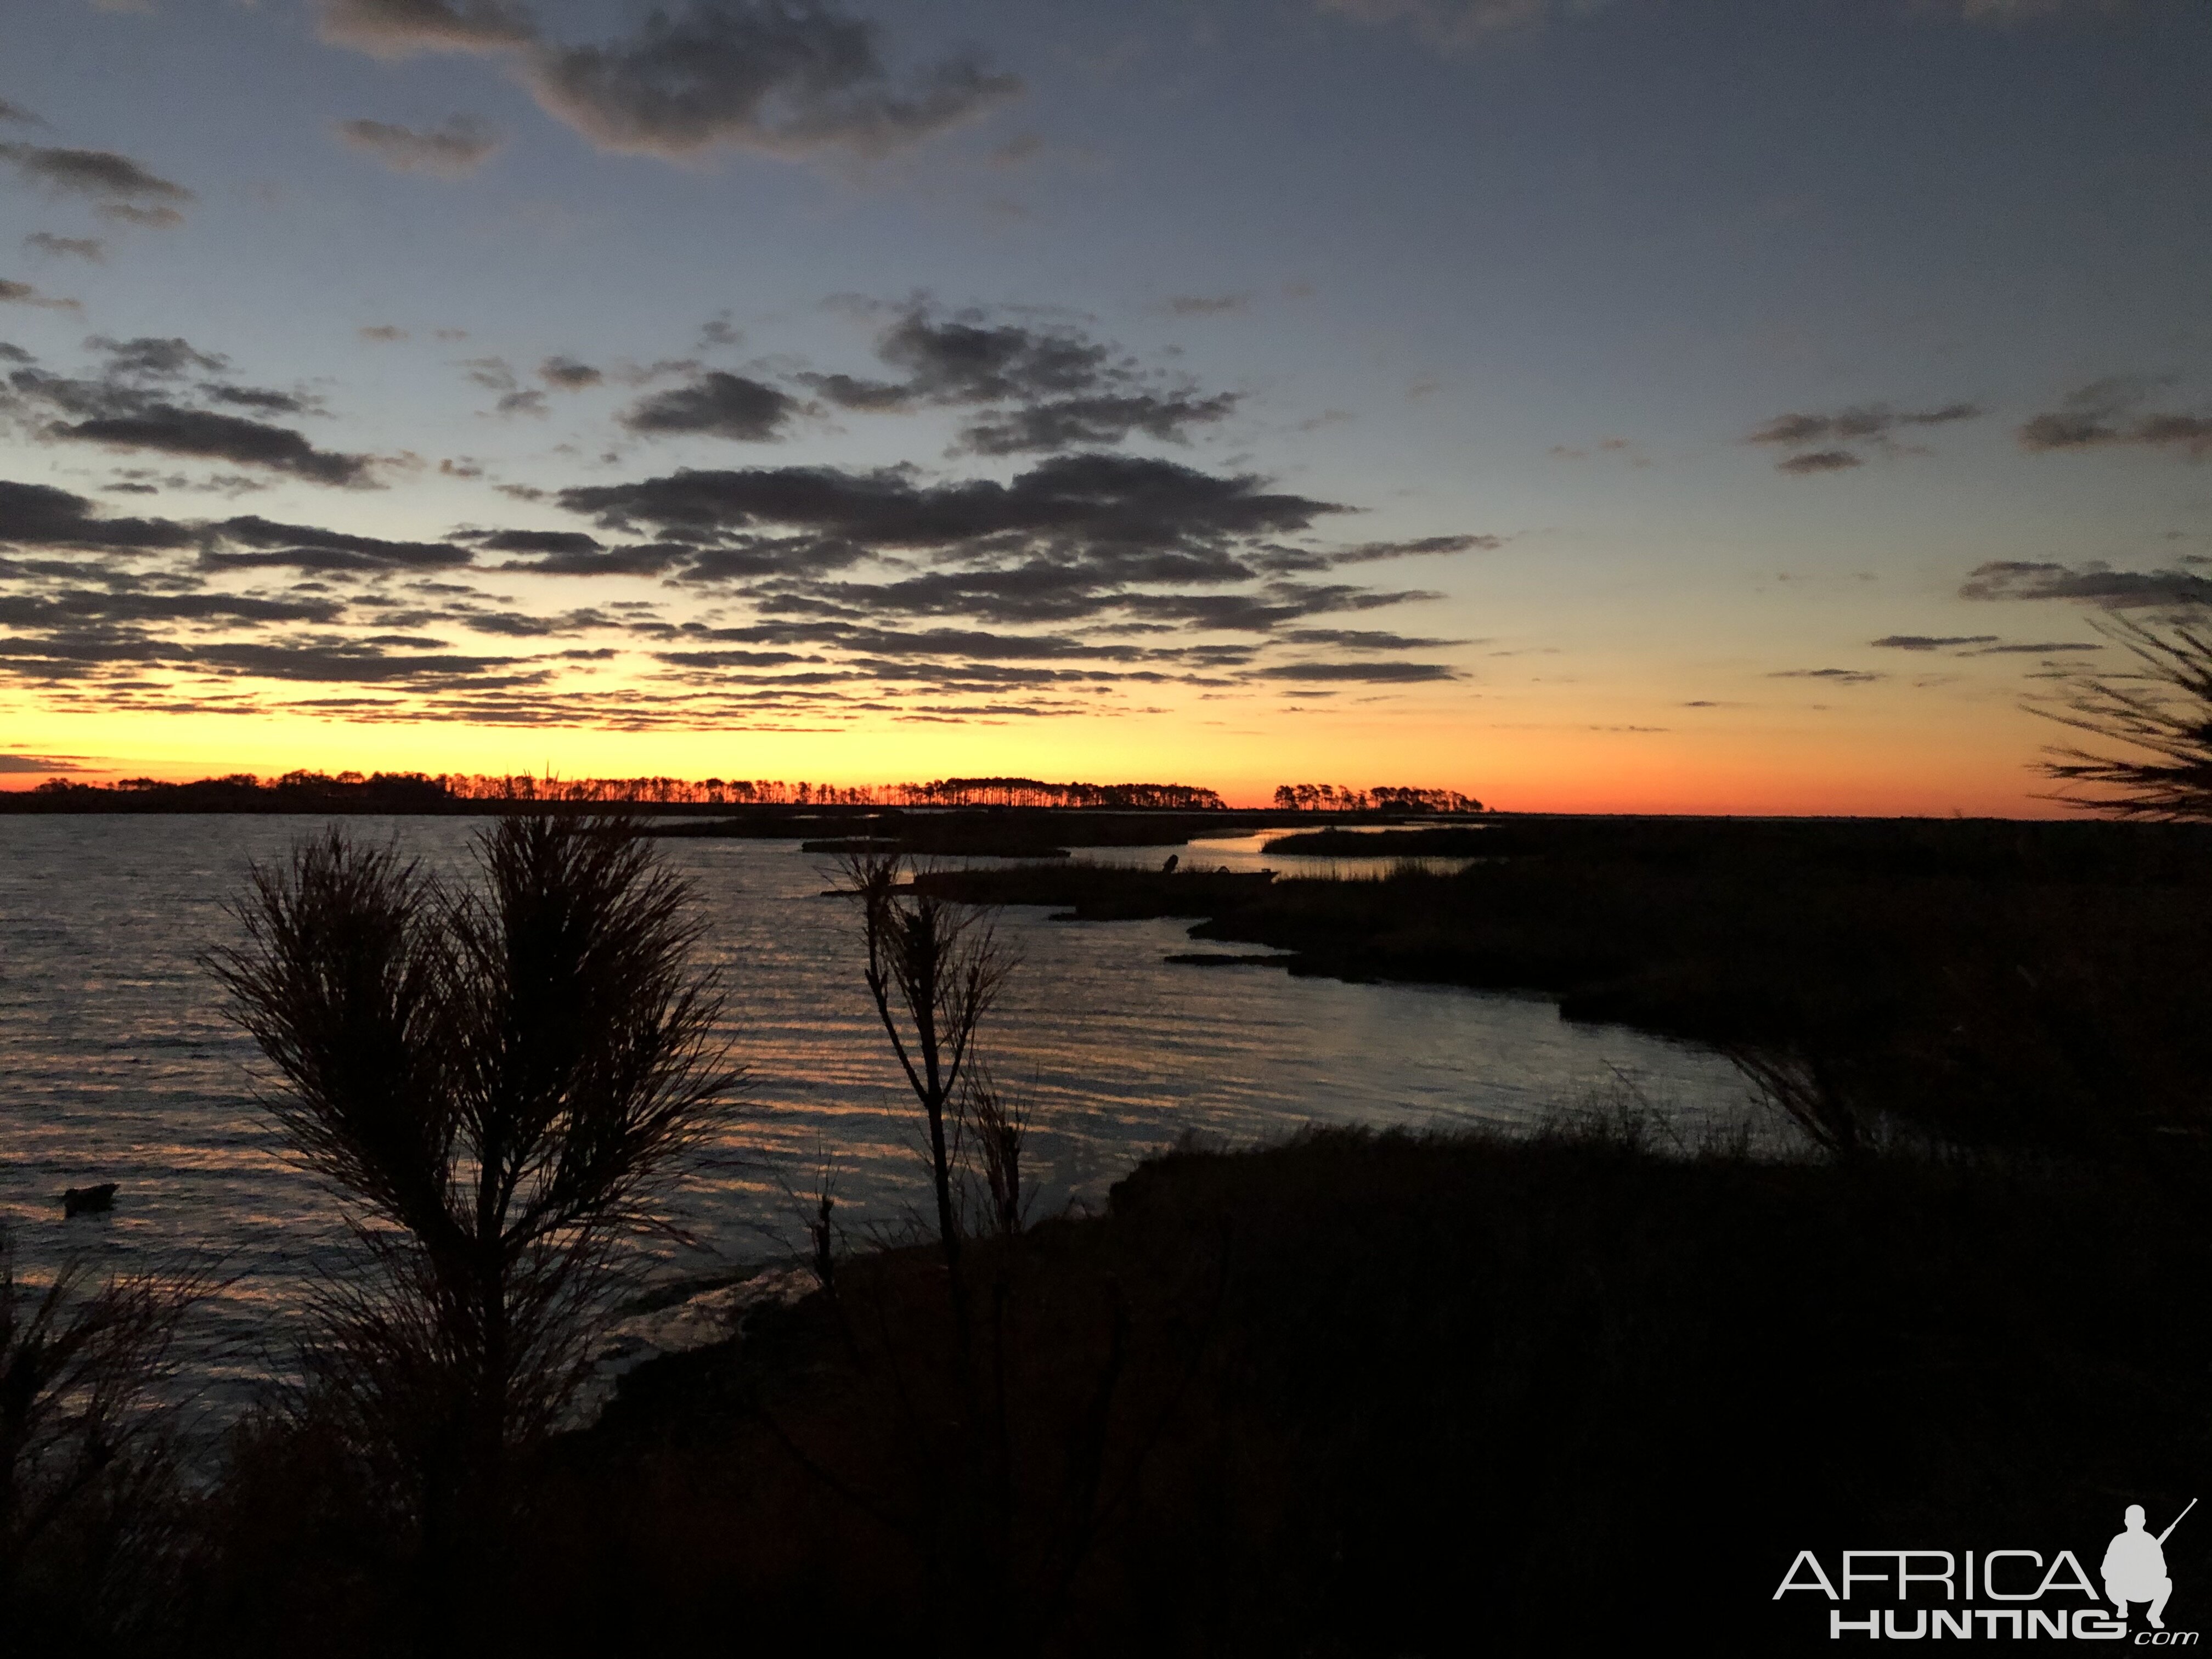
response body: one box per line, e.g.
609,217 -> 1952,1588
89,1122 -> 2190,1658
923,815 -> 2212,1154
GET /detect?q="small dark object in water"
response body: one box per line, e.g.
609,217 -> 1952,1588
1161,853 -> 1179,872
63,1183 -> 117,1217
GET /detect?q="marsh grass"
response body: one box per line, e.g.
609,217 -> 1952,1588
0,1228 -> 209,1647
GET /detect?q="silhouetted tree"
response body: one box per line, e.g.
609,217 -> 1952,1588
2034,612 -> 2212,819
842,851 -> 1012,1324
210,816 -> 740,1623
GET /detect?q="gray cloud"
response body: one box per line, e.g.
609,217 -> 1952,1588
2016,377 -> 2212,458
97,204 -> 184,229
1769,668 -> 1884,684
622,371 -> 801,441
0,143 -> 193,218
1750,400 -> 1979,475
1869,634 -> 2000,650
336,114 -> 501,176
1774,449 -> 1863,476
1959,560 -> 2212,607
539,354 -> 602,390
320,0 -> 1019,161
1748,403 -> 1981,448
0,278 -> 78,313
24,233 -> 103,262
318,0 -> 534,56
0,102 -> 40,126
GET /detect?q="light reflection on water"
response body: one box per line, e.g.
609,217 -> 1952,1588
1,815 -> 1746,1413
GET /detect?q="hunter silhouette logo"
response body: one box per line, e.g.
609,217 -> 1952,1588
1775,1498 -> 2199,1641
2108,1500 -> 2195,1630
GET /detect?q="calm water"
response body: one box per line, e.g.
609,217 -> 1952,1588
0,815 -> 1747,1413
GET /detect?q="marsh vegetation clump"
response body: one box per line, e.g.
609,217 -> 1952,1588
0,1227 -> 202,1646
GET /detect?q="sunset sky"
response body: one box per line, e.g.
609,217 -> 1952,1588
3,0 -> 2209,811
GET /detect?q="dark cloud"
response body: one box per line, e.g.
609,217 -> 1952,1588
499,542 -> 687,577
1774,449 -> 1863,476
0,588 -> 345,628
1974,640 -> 2103,654
1750,400 -> 1979,475
1117,584 -> 1438,632
360,325 -> 409,342
805,303 -> 1240,454
824,307 -> 1113,409
650,648 -> 819,670
1279,627 -> 1463,650
1769,668 -> 1884,684
0,478 -> 195,551
1869,634 -> 2000,650
2016,377 -> 2212,458
0,102 -> 39,126
523,1 -> 1021,160
959,391 -> 1239,456
336,114 -> 501,177
24,233 -> 103,262
474,528 -> 602,555
1748,403 -> 1980,448
0,279 -> 78,313
89,335 -> 229,379
205,383 -> 312,415
1328,533 -> 1499,564
563,452 -> 1339,549
622,371 -> 800,441
201,515 -> 473,571
321,0 -> 1019,160
539,354 -> 602,390
1958,560 -> 2212,607
0,753 -> 95,773
4,342 -> 324,477
97,204 -> 184,229
1250,660 -> 1458,682
49,406 -> 377,487
0,143 -> 192,212
183,640 -> 538,684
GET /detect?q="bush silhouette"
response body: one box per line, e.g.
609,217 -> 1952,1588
209,815 -> 741,1629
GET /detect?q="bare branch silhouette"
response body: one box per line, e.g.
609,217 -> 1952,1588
2032,612 -> 2212,820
